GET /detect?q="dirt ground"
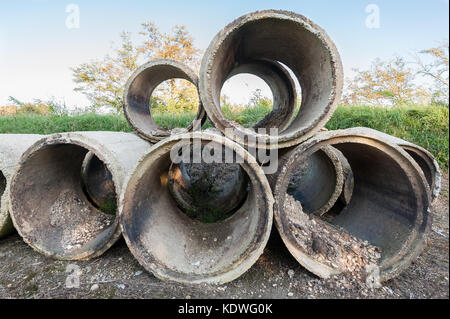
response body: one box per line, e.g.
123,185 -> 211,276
0,176 -> 448,299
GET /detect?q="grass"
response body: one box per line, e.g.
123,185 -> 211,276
0,104 -> 448,170
325,105 -> 449,170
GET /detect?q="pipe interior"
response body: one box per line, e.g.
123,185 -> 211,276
82,153 -> 117,215
0,170 -> 6,212
122,140 -> 268,279
126,65 -> 199,135
287,148 -> 338,214
404,149 -> 433,191
168,148 -> 250,223
11,144 -> 118,258
282,141 -> 421,270
210,17 -> 334,136
221,60 -> 296,130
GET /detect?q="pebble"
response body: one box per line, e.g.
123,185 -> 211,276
288,269 -> 295,278
90,284 -> 99,291
117,284 -> 125,289
287,292 -> 294,297
135,271 -> 143,276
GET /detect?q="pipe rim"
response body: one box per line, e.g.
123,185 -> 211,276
124,59 -> 207,143
9,133 -> 123,261
119,131 -> 274,284
200,10 -> 343,149
273,129 -> 431,282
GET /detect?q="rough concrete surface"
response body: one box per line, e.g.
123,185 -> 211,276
0,175 -> 447,299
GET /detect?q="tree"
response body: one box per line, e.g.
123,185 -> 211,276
414,42 -> 449,106
72,23 -> 201,113
343,57 -> 429,106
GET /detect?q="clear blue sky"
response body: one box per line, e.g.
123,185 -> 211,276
0,0 -> 448,107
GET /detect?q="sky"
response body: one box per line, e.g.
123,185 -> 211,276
0,0 -> 448,108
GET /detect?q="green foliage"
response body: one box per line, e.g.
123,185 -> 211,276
0,104 -> 448,170
326,104 -> 449,170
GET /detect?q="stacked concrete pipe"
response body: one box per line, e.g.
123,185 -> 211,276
9,132 -> 152,260
284,146 -> 345,217
0,134 -> 42,238
119,131 -> 273,284
199,9 -> 343,149
123,59 -> 207,143
270,128 -> 432,286
0,9 -> 439,288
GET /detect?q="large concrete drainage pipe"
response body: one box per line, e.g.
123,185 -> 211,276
200,10 -> 343,149
285,146 -> 344,217
272,128 -> 431,284
124,59 -> 207,143
9,132 -> 152,260
119,131 -> 273,284
0,134 -> 42,238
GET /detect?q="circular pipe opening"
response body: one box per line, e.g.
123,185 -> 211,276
273,133 -> 430,282
82,152 -> 117,215
221,60 -> 297,130
287,146 -> 343,216
124,59 -> 206,142
200,10 -> 343,148
10,142 -> 120,260
120,132 -> 273,284
168,151 -> 249,223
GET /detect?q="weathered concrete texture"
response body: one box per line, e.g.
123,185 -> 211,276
82,152 -> 117,215
8,132 -> 152,261
119,131 -> 273,284
272,128 -> 432,283
199,10 -> 343,149
286,146 -> 344,217
0,135 -> 42,239
353,127 -> 441,202
123,59 -> 207,143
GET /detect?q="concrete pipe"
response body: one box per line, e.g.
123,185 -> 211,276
200,10 -> 343,149
0,134 -> 42,238
335,149 -> 354,206
119,131 -> 273,284
226,60 -> 297,131
167,159 -> 249,223
354,127 -> 441,202
82,152 -> 117,214
272,128 -> 431,284
9,132 -> 152,260
124,59 -> 207,143
285,146 -> 344,217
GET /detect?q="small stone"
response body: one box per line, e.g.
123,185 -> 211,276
287,292 -> 294,297
288,269 -> 295,278
134,271 -> 143,276
117,284 -> 125,289
90,284 -> 99,291
186,295 -> 191,299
